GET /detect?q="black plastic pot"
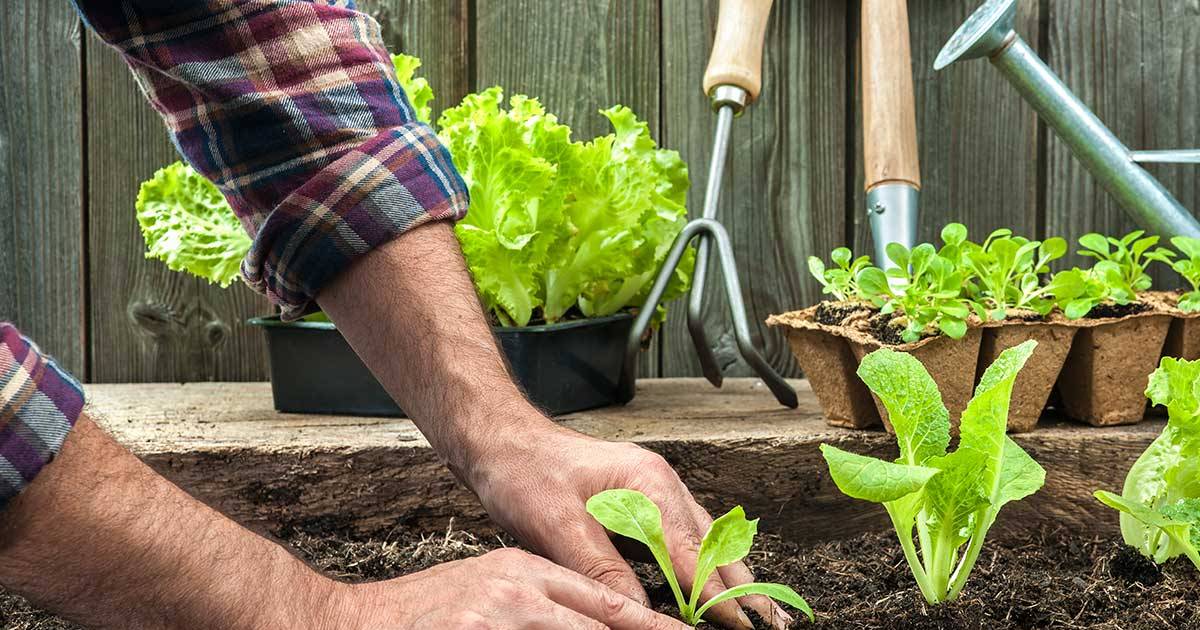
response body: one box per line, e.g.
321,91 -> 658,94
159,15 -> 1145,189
249,313 -> 636,417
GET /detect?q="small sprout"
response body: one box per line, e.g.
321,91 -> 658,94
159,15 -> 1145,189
1077,230 -> 1174,293
821,341 -> 1045,603
586,489 -> 813,625
808,247 -> 873,303
1168,237 -> 1200,313
958,227 -> 1067,321
857,242 -> 971,343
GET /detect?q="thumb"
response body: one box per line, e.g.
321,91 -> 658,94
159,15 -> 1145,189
553,521 -> 651,608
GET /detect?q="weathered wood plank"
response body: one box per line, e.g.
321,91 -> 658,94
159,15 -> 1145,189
853,0 -> 1042,255
0,6 -> 86,375
359,0 -> 472,123
84,38 -> 269,383
474,0 -> 664,375
88,378 -> 1157,544
1044,0 -> 1200,284
660,0 -> 848,379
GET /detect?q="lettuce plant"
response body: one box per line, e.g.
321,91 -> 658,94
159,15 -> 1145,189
857,241 -> 971,342
957,228 -> 1067,321
1094,357 -> 1200,568
821,340 -> 1045,603
1077,230 -> 1174,293
586,489 -> 813,625
1168,237 -> 1200,313
807,247 -> 872,302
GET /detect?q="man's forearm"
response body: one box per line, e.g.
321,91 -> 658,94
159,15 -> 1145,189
317,222 -> 548,484
0,415 -> 342,630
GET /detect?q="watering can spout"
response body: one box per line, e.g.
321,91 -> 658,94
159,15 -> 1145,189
936,0 -> 1200,239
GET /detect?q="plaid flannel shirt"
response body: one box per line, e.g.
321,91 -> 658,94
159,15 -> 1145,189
73,0 -> 470,319
0,325 -> 85,509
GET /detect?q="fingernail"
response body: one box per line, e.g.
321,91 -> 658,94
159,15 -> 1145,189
736,608 -> 756,630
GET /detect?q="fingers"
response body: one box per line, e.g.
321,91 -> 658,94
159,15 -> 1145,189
548,519 -> 652,607
659,500 -> 753,630
539,560 -> 691,630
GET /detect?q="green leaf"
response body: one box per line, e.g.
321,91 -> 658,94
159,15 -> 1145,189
690,506 -> 758,613
391,53 -> 434,124
694,583 -> 814,623
586,490 -> 687,612
856,349 -> 951,464
941,223 -> 967,247
820,445 -> 940,503
1079,233 -> 1110,256
807,256 -> 827,285
1096,491 -> 1200,568
136,162 -> 251,287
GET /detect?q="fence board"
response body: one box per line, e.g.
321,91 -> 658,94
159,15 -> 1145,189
474,0 -> 664,375
853,0 -> 1042,258
0,5 -> 85,375
659,0 -> 848,379
1045,0 -> 1200,283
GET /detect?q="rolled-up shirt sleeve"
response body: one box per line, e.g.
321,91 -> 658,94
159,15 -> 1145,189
71,0 -> 470,319
0,324 -> 85,509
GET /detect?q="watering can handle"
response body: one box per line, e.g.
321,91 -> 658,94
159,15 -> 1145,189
703,0 -> 774,105
862,0 -> 921,191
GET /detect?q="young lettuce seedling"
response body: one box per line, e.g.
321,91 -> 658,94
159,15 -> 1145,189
956,227 -> 1067,321
1045,261 -> 1138,320
1094,357 -> 1200,568
586,489 -> 813,625
807,247 -> 873,302
1168,237 -> 1200,313
1077,230 -> 1174,293
857,240 -> 971,343
821,340 -> 1045,603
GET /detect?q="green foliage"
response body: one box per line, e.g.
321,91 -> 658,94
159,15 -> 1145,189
955,226 -> 1067,321
857,241 -> 971,343
586,489 -> 813,625
136,162 -> 251,287
439,90 -> 692,326
807,247 -> 872,302
1168,237 -> 1200,313
391,53 -> 434,124
1077,230 -> 1174,292
821,341 -> 1044,603
1095,357 -> 1200,567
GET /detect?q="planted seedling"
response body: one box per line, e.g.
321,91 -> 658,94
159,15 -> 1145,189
1094,357 -> 1200,569
821,340 -> 1045,603
1168,236 -> 1200,313
586,489 -> 813,625
857,238 -> 971,343
1077,230 -> 1174,293
807,247 -> 873,302
956,227 -> 1067,321
1045,262 -> 1137,320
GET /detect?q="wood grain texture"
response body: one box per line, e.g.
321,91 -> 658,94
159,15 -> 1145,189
854,0 -> 1041,253
474,0 -> 664,375
87,378 -> 1160,544
84,38 -> 269,383
660,0 -> 847,379
0,5 -> 86,375
1044,0 -> 1200,285
861,0 -> 921,190
703,0 -> 775,101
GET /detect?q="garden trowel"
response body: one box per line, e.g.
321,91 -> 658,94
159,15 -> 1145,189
862,0 -> 920,268
618,0 -> 798,409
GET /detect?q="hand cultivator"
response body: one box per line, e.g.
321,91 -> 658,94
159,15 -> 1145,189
620,0 -> 799,409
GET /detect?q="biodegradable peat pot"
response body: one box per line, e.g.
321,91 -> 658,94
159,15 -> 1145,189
249,313 -> 635,417
767,307 -> 881,429
847,326 -> 984,434
1145,291 -> 1200,361
1055,309 -> 1171,426
978,320 -> 1076,433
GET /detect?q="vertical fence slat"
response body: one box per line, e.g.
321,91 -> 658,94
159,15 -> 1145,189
0,6 -> 86,375
659,0 -> 848,378
1045,0 -> 1200,283
853,0 -> 1042,257
474,0 -> 664,375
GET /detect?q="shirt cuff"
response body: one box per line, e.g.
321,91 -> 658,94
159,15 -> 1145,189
241,122 -> 470,320
0,324 -> 84,509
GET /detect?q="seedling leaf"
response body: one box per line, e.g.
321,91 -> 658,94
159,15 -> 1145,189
820,445 -> 939,503
695,583 -> 814,623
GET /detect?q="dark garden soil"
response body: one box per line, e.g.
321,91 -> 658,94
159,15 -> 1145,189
2,525 -> 1197,629
1085,301 -> 1150,319
868,311 -> 910,345
813,301 -> 874,327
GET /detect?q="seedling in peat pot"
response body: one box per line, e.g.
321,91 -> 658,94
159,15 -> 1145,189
821,340 -> 1045,603
808,247 -> 873,302
957,227 -> 1067,321
1077,230 -> 1175,293
1094,357 -> 1200,569
1168,237 -> 1200,313
586,489 -> 813,625
857,240 -> 971,343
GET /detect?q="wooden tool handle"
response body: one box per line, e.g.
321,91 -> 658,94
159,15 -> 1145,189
703,0 -> 774,103
862,0 -> 921,191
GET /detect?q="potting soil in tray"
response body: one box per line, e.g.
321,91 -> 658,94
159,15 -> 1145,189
4,525 -> 1197,629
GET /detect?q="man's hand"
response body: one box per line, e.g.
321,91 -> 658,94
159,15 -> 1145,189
339,547 -> 690,629
466,420 -> 794,630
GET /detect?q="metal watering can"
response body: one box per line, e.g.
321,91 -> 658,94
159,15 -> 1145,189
935,0 -> 1200,238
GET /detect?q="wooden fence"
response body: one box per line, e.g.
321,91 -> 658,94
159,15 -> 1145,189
1,1 -> 1197,384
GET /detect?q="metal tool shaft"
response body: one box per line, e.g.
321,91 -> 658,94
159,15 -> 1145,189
991,37 -> 1200,238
